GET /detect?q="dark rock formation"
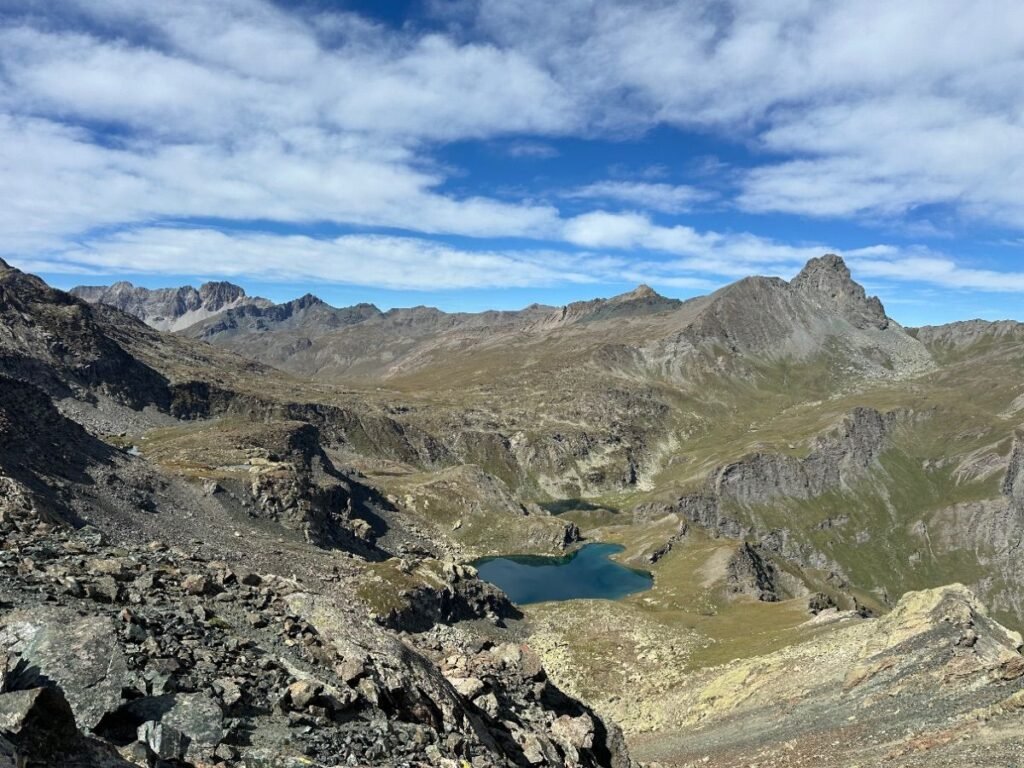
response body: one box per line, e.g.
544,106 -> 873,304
714,407 -> 906,505
380,562 -> 521,632
0,262 -> 172,407
725,543 -> 780,602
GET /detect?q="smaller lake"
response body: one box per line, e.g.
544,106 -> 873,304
473,542 -> 653,604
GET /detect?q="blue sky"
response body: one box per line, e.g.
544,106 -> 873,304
3,1 -> 1024,325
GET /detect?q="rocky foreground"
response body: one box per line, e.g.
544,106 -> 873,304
0,497 -> 629,767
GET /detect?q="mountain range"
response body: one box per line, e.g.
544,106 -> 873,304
0,254 -> 1021,766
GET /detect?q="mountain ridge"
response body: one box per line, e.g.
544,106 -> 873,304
80,255 -> 933,385
71,279 -> 273,332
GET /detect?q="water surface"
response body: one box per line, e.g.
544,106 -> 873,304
473,542 -> 652,604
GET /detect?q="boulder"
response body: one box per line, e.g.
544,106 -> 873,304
0,687 -> 79,759
138,720 -> 188,761
126,693 -> 225,763
0,610 -> 129,732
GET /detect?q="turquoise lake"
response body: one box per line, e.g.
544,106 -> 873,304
473,542 -> 653,604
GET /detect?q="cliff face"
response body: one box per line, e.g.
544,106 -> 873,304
1001,434 -> 1024,503
714,407 -> 904,505
630,407 -> 906,581
926,434 -> 1024,618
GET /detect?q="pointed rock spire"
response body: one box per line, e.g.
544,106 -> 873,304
792,254 -> 889,330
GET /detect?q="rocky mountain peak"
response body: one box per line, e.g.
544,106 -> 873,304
198,281 -> 246,308
557,284 -> 681,324
792,254 -> 889,330
613,283 -> 661,302
291,293 -> 326,310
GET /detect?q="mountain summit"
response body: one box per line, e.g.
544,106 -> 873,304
613,284 -> 662,302
792,254 -> 888,330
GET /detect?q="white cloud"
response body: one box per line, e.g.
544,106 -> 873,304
33,228 -> 599,291
503,141 -> 560,158
847,250 -> 1024,292
471,0 -> 1024,227
0,6 -> 575,143
21,223 -> 1024,300
562,181 -> 710,213
562,211 -> 659,249
0,114 -> 563,254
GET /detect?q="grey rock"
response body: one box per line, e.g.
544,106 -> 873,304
138,719 -> 188,761
791,254 -> 888,330
128,693 -> 225,762
726,543 -> 781,602
0,610 -> 129,732
0,687 -> 79,760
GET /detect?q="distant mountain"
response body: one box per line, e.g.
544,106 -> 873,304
175,254 -> 933,384
71,280 -> 271,332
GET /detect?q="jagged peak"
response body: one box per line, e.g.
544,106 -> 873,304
199,280 -> 245,295
0,257 -> 10,270
791,254 -> 889,330
290,293 -> 326,309
796,253 -> 850,280
198,281 -> 247,307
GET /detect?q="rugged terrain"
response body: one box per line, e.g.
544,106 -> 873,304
0,254 -> 1020,765
71,281 -> 271,333
1,258 -> 630,767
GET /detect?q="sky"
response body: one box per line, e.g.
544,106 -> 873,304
2,1 -> 1024,325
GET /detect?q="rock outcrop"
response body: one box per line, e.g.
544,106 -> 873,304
634,406 -> 908,577
713,407 -> 906,505
0,262 -> 172,407
791,253 -> 889,330
724,543 -> 781,602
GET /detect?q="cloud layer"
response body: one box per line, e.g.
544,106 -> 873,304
2,0 -> 1024,298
